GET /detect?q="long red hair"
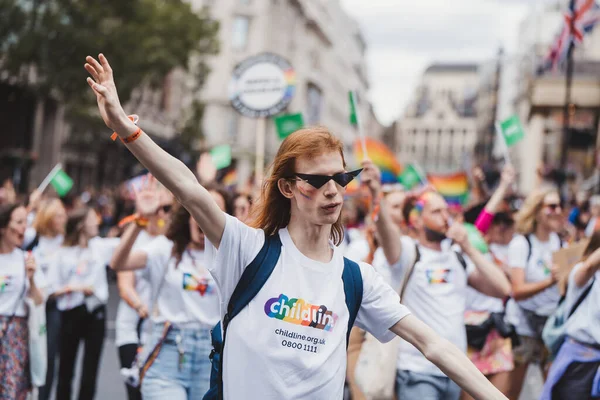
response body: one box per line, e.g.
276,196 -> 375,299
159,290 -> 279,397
249,127 -> 347,245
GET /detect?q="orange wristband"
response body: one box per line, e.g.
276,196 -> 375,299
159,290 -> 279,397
111,114 -> 139,142
120,127 -> 143,144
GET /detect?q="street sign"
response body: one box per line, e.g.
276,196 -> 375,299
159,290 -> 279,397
228,53 -> 296,118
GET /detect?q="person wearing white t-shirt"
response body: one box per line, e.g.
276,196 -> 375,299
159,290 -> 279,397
0,203 -> 46,400
110,178 -> 225,400
84,52 -> 508,400
362,164 -> 512,400
504,188 -> 564,399
25,198 -> 67,400
538,231 -> 600,400
114,186 -> 172,400
48,207 -> 120,400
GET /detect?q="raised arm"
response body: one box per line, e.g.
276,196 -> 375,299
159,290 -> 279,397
361,160 -> 403,266
475,164 -> 515,234
84,54 -> 225,247
447,224 -> 511,298
391,315 -> 507,400
573,247 -> 600,288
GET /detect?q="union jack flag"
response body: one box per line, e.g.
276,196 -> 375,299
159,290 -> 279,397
542,0 -> 600,71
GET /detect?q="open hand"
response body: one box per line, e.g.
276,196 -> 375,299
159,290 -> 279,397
134,175 -> 160,218
85,54 -> 136,136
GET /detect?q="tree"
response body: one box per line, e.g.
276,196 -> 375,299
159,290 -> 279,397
0,0 -> 219,109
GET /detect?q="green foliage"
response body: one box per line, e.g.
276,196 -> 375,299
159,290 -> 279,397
0,0 -> 219,108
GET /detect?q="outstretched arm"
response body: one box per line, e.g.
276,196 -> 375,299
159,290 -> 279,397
391,315 -> 507,400
84,54 -> 225,248
475,164 -> 515,234
361,160 -> 403,266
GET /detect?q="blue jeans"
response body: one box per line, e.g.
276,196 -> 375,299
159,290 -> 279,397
141,323 -> 212,400
396,370 -> 461,400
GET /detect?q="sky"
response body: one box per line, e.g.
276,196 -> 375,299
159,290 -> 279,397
339,0 -> 550,126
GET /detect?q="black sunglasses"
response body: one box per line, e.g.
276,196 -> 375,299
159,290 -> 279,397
292,169 -> 363,189
160,204 -> 173,213
544,203 -> 562,211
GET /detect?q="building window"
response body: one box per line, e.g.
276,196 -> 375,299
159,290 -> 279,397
306,83 -> 323,124
232,16 -> 250,50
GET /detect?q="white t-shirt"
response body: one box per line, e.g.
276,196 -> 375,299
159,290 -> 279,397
49,237 -> 120,312
142,235 -> 220,326
115,230 -> 156,347
343,236 -> 370,265
32,235 -> 64,278
0,248 -> 47,317
506,234 -> 562,336
565,263 -> 600,345
465,248 -> 506,313
205,214 -> 410,400
390,236 -> 475,376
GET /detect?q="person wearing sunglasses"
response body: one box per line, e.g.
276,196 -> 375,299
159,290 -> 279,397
114,183 -> 173,400
504,187 -> 565,399
84,53 -> 507,400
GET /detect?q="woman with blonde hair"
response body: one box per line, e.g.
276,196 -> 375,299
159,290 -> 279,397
83,53 -> 509,399
28,198 -> 67,400
505,187 -> 565,399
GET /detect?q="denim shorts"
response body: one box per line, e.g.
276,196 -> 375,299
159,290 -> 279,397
396,370 -> 461,400
141,323 -> 213,400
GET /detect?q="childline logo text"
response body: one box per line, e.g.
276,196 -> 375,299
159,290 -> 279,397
264,294 -> 338,331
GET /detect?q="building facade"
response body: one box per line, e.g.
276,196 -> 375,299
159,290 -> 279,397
190,0 -> 376,185
396,64 -> 479,173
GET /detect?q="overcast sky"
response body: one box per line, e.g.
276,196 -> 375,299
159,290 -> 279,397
339,0 -> 553,126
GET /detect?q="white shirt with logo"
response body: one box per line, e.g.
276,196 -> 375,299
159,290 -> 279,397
390,236 -> 475,377
115,230 -> 156,346
0,248 -> 47,317
49,237 -> 120,312
506,233 -> 562,337
564,262 -> 600,345
141,235 -> 220,326
31,235 -> 64,278
206,215 -> 410,400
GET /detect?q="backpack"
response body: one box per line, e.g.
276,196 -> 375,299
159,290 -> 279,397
542,278 -> 595,358
203,232 -> 364,400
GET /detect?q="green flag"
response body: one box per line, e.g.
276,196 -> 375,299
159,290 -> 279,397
210,145 -> 232,170
274,113 -> 304,140
349,91 -> 358,126
50,169 -> 73,197
398,164 -> 422,189
499,115 -> 525,147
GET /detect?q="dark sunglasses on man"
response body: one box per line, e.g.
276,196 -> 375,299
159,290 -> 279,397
291,169 -> 363,189
543,202 -> 562,212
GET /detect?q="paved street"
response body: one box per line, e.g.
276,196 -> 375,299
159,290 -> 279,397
46,280 -> 543,400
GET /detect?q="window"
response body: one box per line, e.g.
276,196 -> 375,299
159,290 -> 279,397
306,83 -> 323,125
232,16 -> 250,50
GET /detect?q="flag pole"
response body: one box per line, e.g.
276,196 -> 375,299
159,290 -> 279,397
37,163 -> 62,193
413,163 -> 429,186
560,0 -> 576,190
351,90 -> 368,158
495,121 -> 513,165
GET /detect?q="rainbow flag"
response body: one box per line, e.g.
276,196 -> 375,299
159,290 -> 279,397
428,172 -> 469,207
353,137 -> 402,183
221,169 -> 237,187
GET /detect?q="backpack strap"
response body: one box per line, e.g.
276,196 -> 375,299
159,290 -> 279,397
454,251 -> 468,270
567,278 -> 595,319
342,258 -> 363,348
399,243 -> 421,302
525,234 -> 533,262
225,233 -> 282,327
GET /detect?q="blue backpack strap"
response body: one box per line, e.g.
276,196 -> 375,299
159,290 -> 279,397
342,257 -> 363,348
204,232 -> 282,400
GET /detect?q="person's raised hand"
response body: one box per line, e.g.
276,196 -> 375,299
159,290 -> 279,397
360,159 -> 382,198
85,54 -> 136,136
500,164 -> 516,187
134,175 -> 161,218
196,152 -> 217,185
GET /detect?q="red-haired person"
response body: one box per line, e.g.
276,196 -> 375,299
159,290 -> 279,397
83,53 -> 508,400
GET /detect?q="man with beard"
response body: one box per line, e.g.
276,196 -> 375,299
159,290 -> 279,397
361,164 -> 512,400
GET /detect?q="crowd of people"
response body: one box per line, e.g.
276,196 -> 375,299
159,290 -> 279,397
1,53 -> 600,400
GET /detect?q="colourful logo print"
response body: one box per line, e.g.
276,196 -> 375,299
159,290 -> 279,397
426,268 -> 452,284
182,273 -> 214,296
0,275 -> 11,293
264,294 -> 338,331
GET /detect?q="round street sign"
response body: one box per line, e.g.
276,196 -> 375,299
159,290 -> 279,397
228,52 -> 296,118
